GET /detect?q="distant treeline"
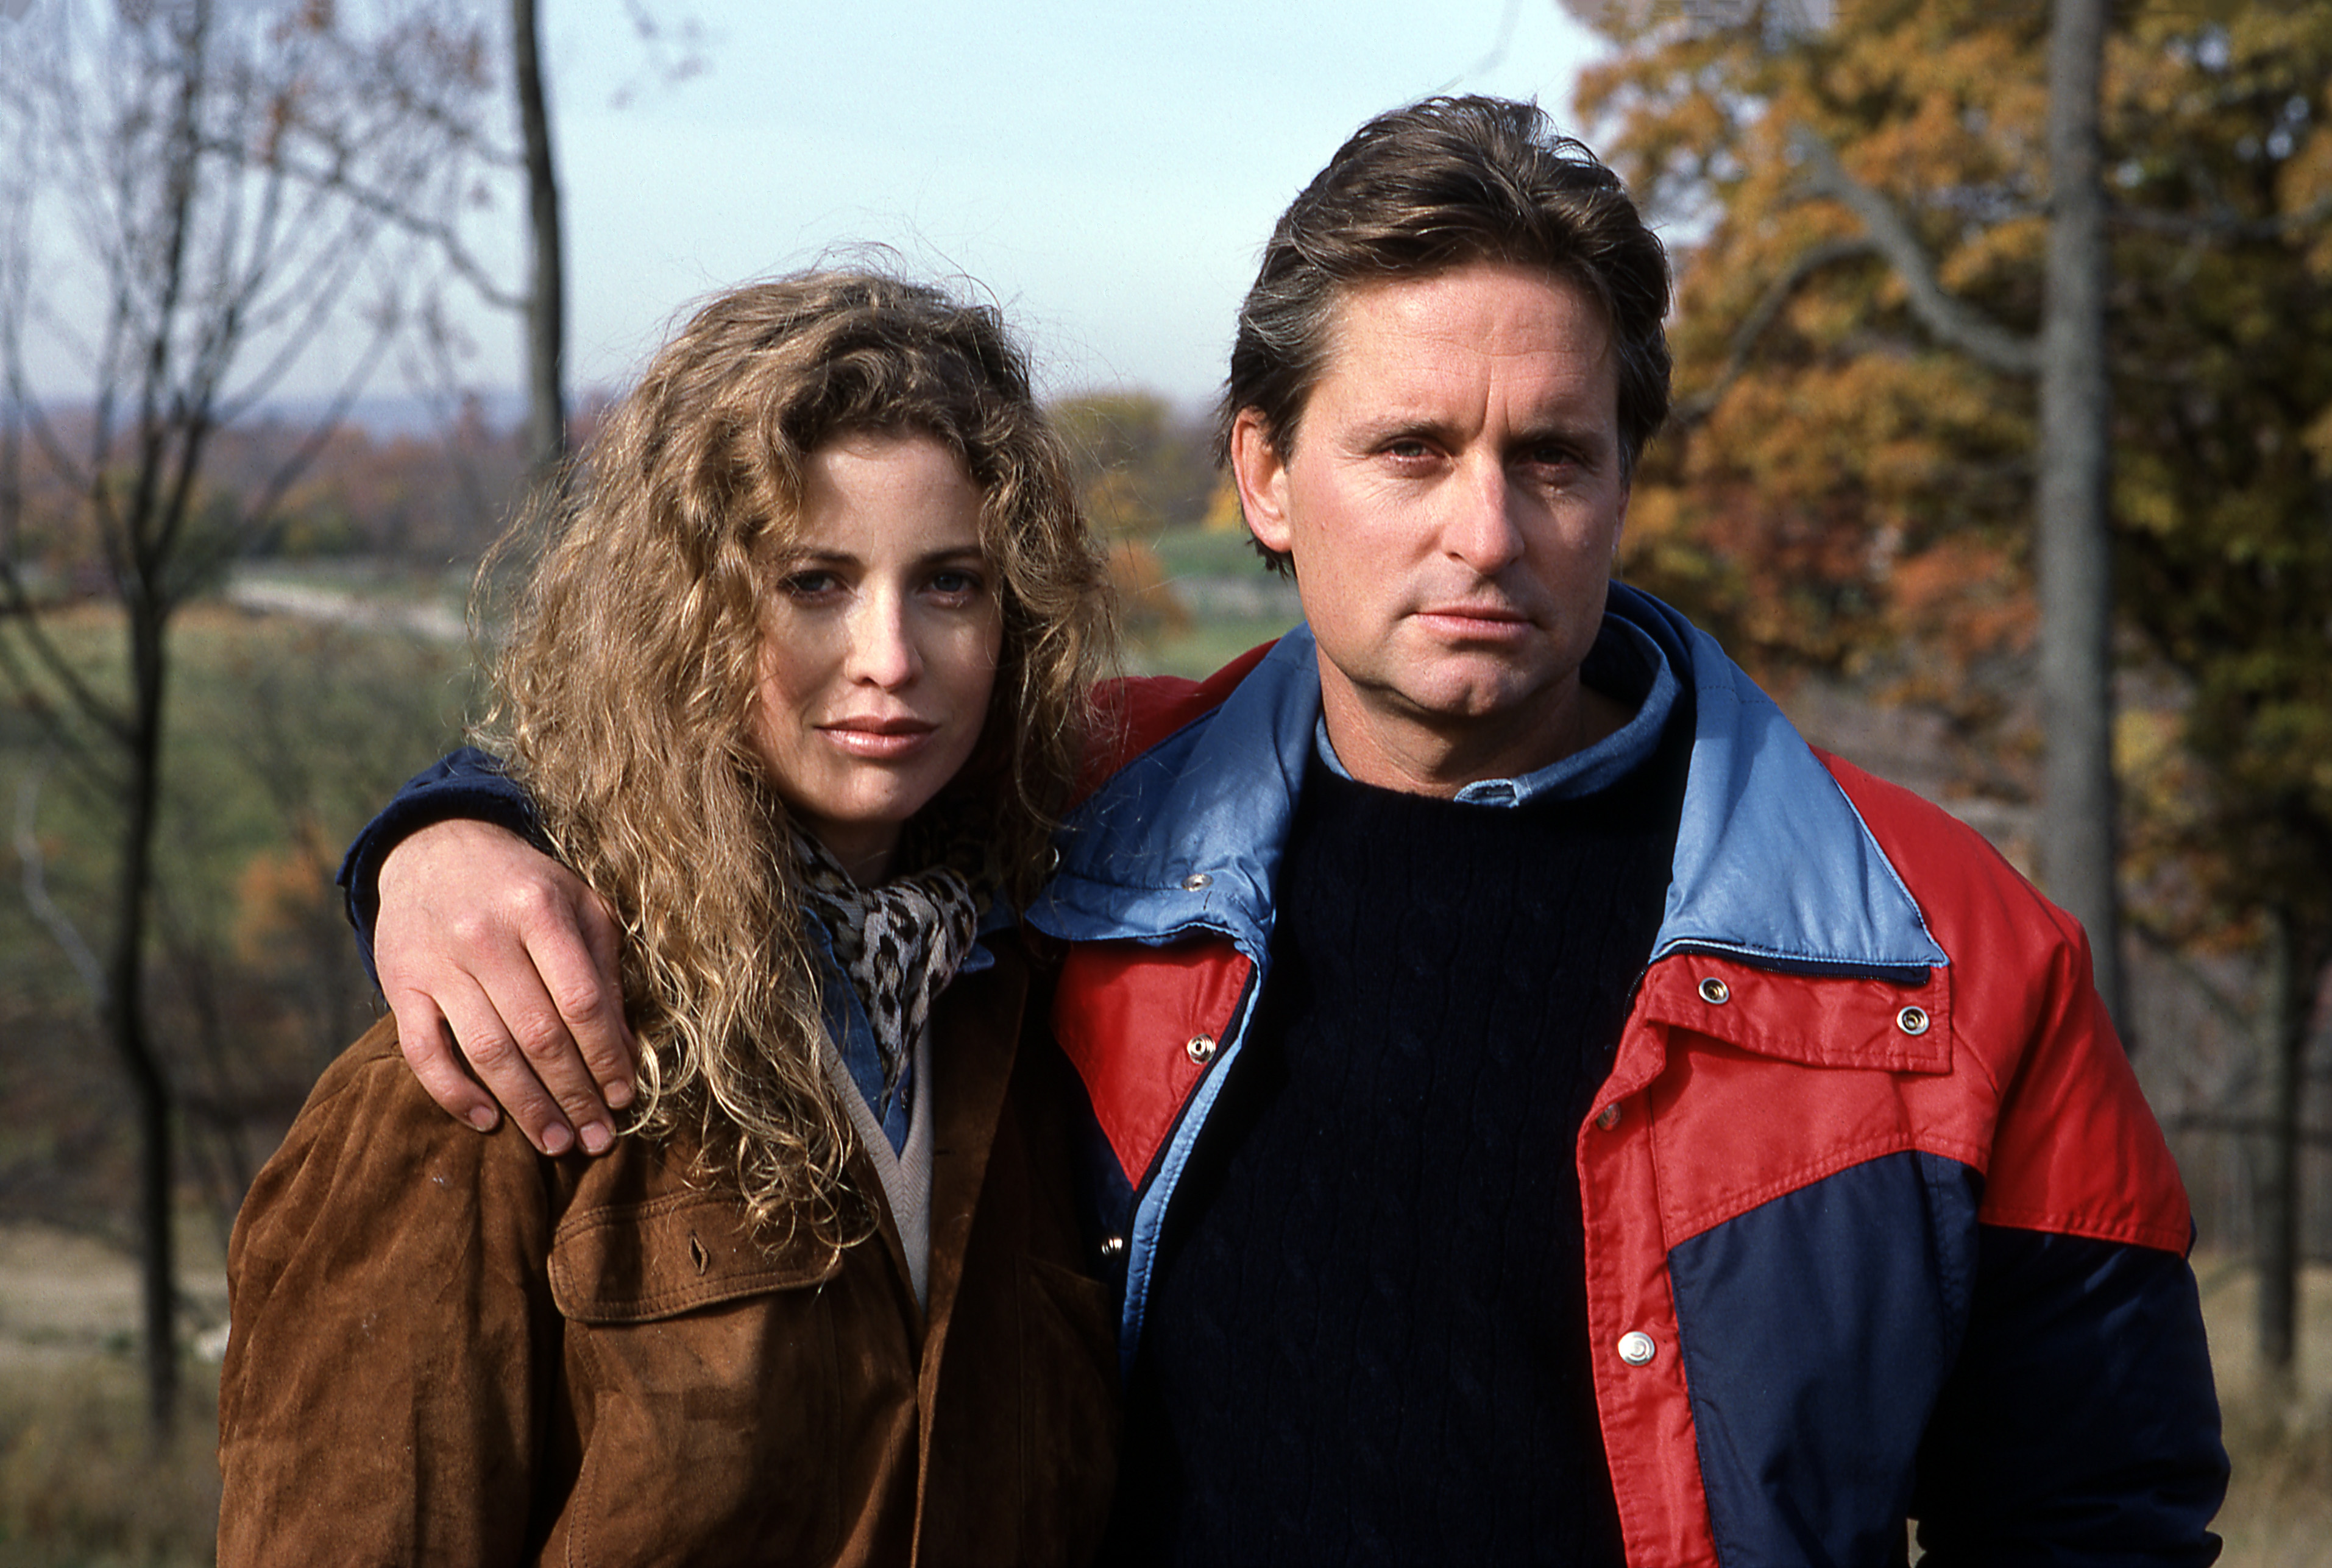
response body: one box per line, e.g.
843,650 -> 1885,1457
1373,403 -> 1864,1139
7,388 -> 1228,600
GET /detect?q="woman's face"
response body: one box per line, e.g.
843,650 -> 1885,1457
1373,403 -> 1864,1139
751,431 -> 1003,884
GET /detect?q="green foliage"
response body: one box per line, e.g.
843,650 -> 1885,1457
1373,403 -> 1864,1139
1,599 -> 477,1235
2100,6 -> 2332,954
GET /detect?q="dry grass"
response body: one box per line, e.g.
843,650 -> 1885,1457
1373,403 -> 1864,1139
2199,1255 -> 2332,1567
0,1359 -> 221,1567
0,1224 -> 224,1567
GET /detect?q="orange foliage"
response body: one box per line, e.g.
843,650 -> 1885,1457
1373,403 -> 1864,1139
232,834 -> 336,969
1576,0 -> 2332,947
1106,539 -> 1191,638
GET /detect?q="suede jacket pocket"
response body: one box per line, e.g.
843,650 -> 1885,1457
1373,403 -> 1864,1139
545,1192 -> 902,1568
549,1187 -> 843,1321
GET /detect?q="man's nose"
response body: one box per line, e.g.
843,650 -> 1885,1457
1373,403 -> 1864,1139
1444,460 -> 1526,573
846,594 -> 921,688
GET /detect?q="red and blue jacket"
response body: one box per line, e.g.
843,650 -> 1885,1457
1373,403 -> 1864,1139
1028,583 -> 2226,1565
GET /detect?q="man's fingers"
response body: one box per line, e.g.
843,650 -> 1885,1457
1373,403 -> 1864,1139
413,974 -> 582,1157
543,886 -> 637,1112
388,993 -> 502,1135
497,986 -> 617,1156
372,816 -> 629,1156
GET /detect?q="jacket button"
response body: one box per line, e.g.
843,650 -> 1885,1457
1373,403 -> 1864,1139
1595,1104 -> 1623,1131
1099,1235 -> 1127,1261
1617,1331 -> 1657,1366
1186,1034 -> 1217,1065
1698,976 -> 1730,1005
1181,872 -> 1213,892
1897,1005 -> 1930,1036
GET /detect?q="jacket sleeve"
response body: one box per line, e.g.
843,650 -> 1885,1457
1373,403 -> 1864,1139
1908,1226 -> 2227,1564
218,1023 -> 559,1566
1825,759 -> 2229,1561
336,746 -> 544,985
1912,915 -> 2227,1563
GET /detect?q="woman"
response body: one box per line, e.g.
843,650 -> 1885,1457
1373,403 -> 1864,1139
218,271 -> 1119,1566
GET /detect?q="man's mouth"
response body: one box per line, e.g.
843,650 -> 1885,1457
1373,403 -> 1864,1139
1414,601 -> 1534,635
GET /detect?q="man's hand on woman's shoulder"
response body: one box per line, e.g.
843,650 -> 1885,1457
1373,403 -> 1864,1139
375,818 -> 635,1156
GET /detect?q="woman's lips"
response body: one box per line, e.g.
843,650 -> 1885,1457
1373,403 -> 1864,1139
818,719 -> 937,760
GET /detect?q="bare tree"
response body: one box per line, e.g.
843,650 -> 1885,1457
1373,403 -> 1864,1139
0,0 -> 491,1435
2034,0 -> 2119,1029
512,0 -> 566,478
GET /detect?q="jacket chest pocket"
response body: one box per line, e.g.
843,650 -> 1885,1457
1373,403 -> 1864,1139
1627,956 -> 1969,1247
547,1192 -> 908,1568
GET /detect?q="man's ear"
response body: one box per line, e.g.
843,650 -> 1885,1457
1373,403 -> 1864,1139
1228,407 -> 1294,557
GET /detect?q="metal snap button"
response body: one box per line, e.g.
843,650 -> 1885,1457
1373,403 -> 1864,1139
1186,1034 -> 1217,1065
1617,1331 -> 1657,1366
1698,976 -> 1731,1005
1896,1005 -> 1930,1036
1595,1104 -> 1623,1132
1099,1235 -> 1127,1261
1181,872 -> 1213,892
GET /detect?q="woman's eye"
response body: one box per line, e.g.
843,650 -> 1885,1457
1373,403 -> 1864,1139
779,570 -> 840,599
928,568 -> 985,599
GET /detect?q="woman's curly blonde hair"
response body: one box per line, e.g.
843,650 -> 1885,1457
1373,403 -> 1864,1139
477,269 -> 1114,1245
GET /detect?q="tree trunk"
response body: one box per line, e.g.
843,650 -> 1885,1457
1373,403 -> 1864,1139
2038,0 -> 2125,1036
513,0 -> 565,478
113,588 -> 178,1435
2255,905 -> 2302,1386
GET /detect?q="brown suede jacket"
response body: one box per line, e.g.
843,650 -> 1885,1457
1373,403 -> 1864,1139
218,939 -> 1117,1566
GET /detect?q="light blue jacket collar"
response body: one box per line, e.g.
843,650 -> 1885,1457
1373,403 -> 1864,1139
1034,585 -> 1944,978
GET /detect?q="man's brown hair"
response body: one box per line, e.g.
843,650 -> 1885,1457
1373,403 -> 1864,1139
1221,96 -> 1673,571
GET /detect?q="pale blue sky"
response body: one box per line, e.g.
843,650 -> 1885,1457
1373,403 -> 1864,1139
536,0 -> 1609,408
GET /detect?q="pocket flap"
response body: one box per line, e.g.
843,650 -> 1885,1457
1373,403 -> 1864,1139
550,1189 -> 843,1324
1635,956 -> 1953,1075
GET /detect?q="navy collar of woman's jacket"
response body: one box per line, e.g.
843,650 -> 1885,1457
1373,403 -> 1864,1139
1030,581 -> 1945,986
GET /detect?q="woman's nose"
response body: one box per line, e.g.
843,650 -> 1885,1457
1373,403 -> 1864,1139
845,594 -> 921,688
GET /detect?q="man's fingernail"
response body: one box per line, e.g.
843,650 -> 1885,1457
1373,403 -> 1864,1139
541,1123 -> 573,1156
579,1122 -> 613,1156
468,1107 -> 499,1132
602,1079 -> 636,1110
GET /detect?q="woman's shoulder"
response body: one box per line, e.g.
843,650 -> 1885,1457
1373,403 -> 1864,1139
287,1017 -> 540,1173
233,1019 -> 578,1287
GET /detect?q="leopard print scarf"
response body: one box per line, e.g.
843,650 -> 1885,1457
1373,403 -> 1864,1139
792,826 -> 983,1111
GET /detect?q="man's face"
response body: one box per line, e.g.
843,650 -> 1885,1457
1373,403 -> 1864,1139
1231,260 -> 1631,793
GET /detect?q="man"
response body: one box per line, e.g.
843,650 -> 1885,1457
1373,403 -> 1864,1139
349,97 -> 2225,1563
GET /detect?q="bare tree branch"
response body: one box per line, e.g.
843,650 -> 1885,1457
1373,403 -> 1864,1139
1673,235 -> 1880,426
1788,124 -> 2043,377
13,754 -> 107,1005
2111,192 -> 2332,244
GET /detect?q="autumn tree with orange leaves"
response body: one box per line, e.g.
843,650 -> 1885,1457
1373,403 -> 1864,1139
1566,0 -> 2332,1381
